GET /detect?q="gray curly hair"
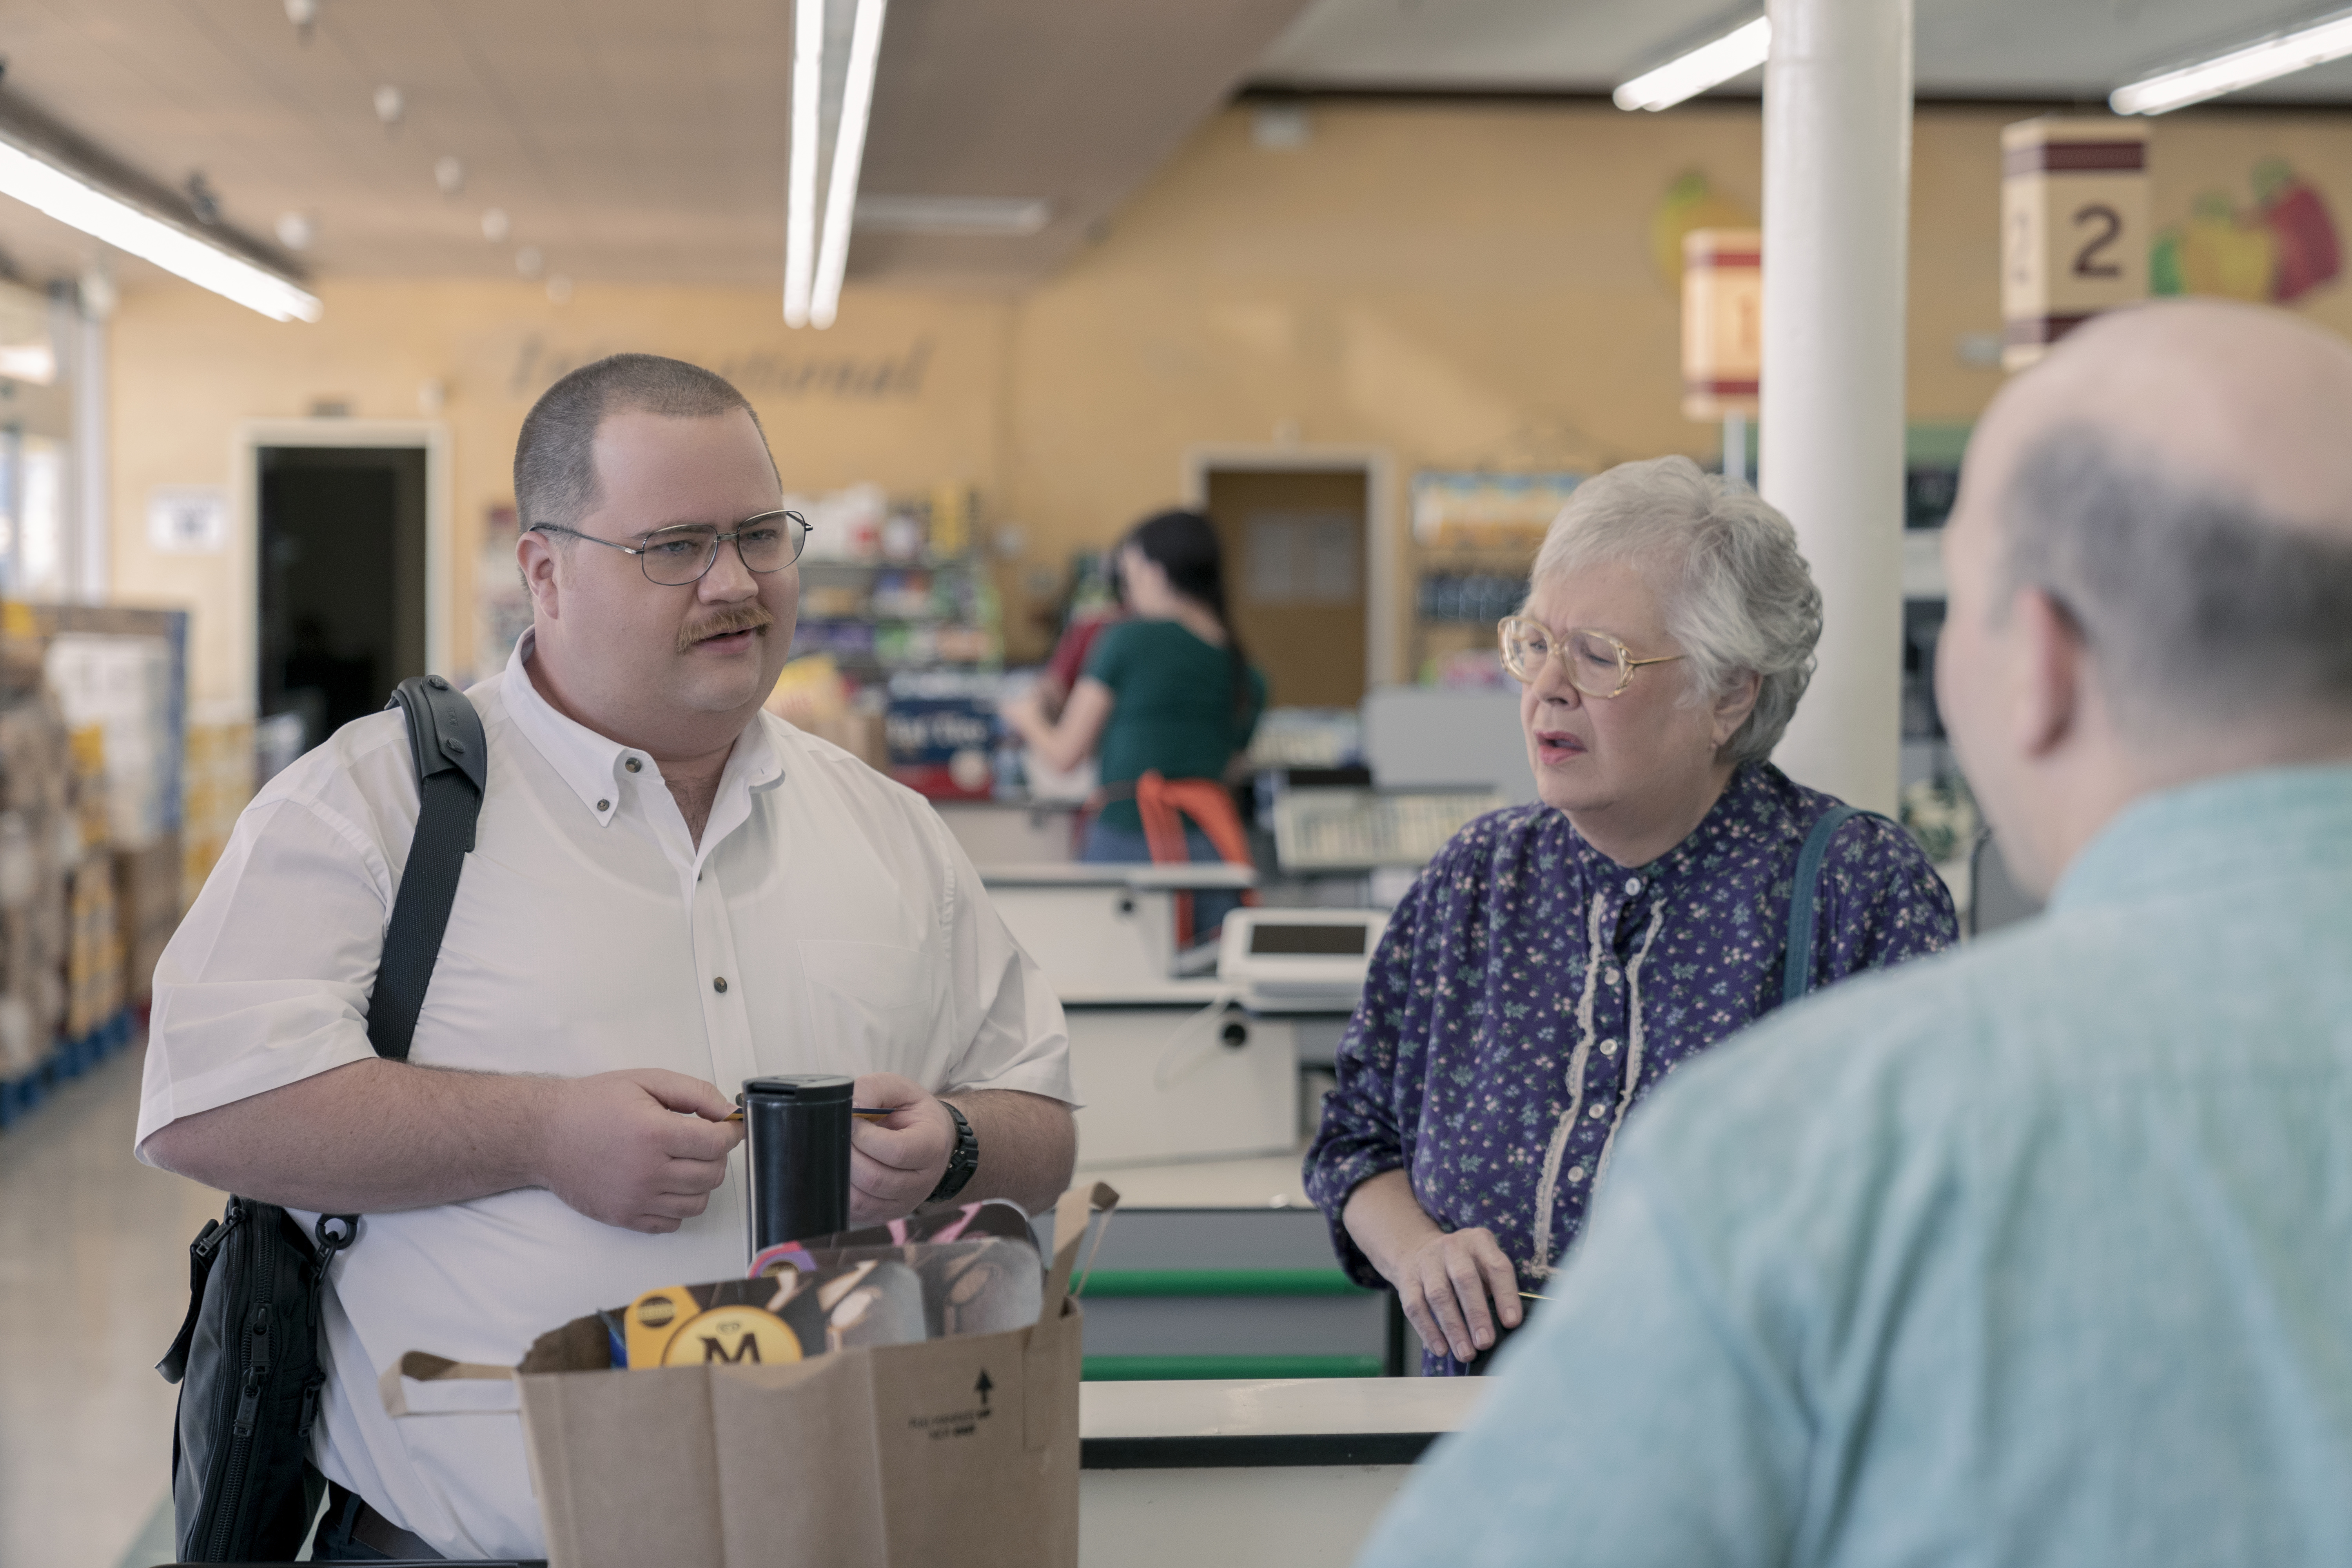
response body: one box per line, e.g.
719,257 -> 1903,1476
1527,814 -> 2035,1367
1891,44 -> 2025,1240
1529,456 -> 1822,767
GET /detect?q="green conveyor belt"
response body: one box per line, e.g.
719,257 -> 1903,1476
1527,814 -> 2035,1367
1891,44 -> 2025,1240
1082,1354 -> 1386,1381
1073,1267 -> 1372,1298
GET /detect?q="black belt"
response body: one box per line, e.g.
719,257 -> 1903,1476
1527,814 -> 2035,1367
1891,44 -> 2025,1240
325,1480 -> 444,1561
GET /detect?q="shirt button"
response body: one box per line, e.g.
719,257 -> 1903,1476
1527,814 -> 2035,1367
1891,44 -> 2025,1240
1567,1165 -> 1587,1183
1586,1102 -> 1607,1119
1599,1039 -> 1617,1056
713,976 -> 730,994
1624,876 -> 1642,895
625,757 -> 642,773
595,799 -> 610,812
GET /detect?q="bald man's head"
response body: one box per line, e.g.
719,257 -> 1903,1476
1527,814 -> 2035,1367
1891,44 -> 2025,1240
1968,300 -> 2352,734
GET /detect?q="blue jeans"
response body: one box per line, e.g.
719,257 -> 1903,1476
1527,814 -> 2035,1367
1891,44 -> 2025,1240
1081,818 -> 1243,941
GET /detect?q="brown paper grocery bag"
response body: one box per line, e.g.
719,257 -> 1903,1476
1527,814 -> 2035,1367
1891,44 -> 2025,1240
382,1182 -> 1114,1568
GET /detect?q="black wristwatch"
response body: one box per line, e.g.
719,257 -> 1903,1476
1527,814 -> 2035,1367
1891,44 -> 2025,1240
927,1100 -> 980,1204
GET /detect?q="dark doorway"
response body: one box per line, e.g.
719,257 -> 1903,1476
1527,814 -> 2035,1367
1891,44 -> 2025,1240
258,445 -> 428,752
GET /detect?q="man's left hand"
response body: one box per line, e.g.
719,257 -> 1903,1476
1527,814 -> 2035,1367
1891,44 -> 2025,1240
848,1073 -> 955,1225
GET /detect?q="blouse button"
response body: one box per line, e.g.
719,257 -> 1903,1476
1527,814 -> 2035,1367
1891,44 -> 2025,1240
1624,876 -> 1642,895
1567,1165 -> 1588,1183
713,976 -> 730,994
625,757 -> 643,773
1586,1102 -> 1607,1119
1599,1039 -> 1617,1056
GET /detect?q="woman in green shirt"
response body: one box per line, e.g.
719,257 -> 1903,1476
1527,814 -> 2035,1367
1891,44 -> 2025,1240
1004,509 -> 1268,931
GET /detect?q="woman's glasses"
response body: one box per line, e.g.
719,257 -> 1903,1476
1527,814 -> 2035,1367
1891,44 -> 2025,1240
1497,616 -> 1685,699
534,510 -> 811,586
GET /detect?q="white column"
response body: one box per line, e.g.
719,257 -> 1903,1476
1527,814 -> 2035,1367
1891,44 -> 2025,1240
1758,0 -> 1912,814
71,276 -> 111,604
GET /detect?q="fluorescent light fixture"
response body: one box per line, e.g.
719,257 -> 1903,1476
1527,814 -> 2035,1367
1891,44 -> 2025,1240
853,194 -> 1052,235
808,0 -> 888,330
2112,7 -> 2352,114
0,344 -> 56,384
0,135 -> 319,322
1614,15 -> 1772,112
783,0 -> 824,327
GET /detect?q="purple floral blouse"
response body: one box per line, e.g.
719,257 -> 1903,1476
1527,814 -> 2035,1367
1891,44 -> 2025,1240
1304,762 -> 1960,1373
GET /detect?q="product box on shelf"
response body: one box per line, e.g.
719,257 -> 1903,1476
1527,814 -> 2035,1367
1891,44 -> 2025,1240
884,671 -> 1001,800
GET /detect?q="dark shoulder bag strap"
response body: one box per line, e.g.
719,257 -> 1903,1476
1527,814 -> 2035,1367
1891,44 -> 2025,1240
308,677 -> 485,1242
1781,804 -> 1873,1006
370,675 -> 487,1060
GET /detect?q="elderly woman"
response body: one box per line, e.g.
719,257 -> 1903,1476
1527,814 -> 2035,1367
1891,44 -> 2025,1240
1305,456 -> 1958,1374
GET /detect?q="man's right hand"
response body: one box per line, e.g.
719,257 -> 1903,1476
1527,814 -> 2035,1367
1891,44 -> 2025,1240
537,1069 -> 742,1233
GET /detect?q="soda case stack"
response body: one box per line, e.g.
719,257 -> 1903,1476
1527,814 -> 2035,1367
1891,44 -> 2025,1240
0,642 -> 75,1080
64,724 -> 123,1043
180,714 -> 256,901
115,834 -> 182,1011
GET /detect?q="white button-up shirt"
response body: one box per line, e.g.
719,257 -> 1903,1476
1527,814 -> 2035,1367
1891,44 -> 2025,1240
136,633 -> 1074,1558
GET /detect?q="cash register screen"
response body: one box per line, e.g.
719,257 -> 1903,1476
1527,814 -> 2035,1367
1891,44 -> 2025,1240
1248,924 -> 1369,957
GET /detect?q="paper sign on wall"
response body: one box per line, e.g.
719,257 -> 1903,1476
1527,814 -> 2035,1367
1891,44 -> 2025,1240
148,486 -> 227,554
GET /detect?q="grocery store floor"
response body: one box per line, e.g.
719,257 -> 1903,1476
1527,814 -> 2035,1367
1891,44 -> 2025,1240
0,1042 -> 214,1568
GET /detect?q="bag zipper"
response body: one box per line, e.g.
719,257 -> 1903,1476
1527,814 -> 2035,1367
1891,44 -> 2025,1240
202,1213 -> 275,1561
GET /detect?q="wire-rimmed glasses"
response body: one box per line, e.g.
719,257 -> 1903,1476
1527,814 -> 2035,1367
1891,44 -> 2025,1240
533,510 -> 811,586
1497,615 -> 1685,699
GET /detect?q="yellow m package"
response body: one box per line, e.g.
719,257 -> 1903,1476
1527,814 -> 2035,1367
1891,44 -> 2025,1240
610,1259 -> 924,1370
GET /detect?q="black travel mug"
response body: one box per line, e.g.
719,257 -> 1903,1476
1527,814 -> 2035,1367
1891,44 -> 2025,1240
741,1074 -> 854,1259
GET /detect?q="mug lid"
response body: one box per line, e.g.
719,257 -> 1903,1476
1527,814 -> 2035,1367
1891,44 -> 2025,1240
740,1074 -> 855,1102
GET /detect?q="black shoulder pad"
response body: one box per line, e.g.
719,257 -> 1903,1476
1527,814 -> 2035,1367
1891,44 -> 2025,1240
387,674 -> 487,797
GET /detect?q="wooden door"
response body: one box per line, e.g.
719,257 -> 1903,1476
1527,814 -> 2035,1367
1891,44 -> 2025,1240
1202,467 -> 1369,708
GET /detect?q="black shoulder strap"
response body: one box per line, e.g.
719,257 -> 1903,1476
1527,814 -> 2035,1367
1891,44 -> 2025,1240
1780,804 -> 1881,1006
369,675 -> 485,1062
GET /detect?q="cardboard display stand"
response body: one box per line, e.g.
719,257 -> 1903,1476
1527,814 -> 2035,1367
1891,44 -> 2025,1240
382,1184 -> 1117,1568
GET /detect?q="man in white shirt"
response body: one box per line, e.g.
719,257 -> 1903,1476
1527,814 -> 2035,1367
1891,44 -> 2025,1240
138,353 -> 1077,1559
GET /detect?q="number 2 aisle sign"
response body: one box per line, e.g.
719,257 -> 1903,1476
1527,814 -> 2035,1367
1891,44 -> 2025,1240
2001,116 -> 2150,370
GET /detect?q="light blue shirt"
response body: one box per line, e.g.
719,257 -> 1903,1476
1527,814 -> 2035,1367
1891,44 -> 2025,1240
1361,764 -> 2352,1568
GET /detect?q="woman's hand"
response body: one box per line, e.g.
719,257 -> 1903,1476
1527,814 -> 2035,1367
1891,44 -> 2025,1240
1342,1169 -> 1523,1364
1000,688 -> 1047,746
1389,1226 -> 1522,1363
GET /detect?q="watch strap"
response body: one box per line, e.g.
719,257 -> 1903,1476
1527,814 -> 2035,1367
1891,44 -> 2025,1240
927,1100 -> 979,1204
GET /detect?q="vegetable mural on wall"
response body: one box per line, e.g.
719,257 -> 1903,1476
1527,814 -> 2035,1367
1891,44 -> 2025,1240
2152,158 -> 2341,304
1650,171 -> 1757,289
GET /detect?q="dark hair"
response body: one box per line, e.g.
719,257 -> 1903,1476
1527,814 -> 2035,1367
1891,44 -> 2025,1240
514,353 -> 775,534
2003,423 -> 2352,727
1125,508 -> 1252,722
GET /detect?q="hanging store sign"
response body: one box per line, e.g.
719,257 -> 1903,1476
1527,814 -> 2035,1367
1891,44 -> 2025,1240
2001,117 -> 2151,370
1681,228 -> 1761,421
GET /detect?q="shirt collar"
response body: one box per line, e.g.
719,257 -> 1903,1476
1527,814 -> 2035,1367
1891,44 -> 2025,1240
499,629 -> 786,827
2052,761 -> 2352,912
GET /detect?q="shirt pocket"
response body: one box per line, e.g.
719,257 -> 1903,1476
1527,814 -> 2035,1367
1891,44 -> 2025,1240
793,939 -> 934,1065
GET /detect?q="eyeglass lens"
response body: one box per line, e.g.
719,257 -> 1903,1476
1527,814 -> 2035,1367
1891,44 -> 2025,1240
637,514 -> 808,586
1501,622 -> 1628,696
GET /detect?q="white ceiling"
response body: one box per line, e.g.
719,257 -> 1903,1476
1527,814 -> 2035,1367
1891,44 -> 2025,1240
1255,0 -> 2352,102
0,0 -> 2343,304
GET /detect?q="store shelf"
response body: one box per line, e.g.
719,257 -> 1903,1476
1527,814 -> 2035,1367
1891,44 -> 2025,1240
0,1009 -> 135,1133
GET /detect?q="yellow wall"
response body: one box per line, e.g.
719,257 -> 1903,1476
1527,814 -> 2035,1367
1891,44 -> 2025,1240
106,101 -> 2352,706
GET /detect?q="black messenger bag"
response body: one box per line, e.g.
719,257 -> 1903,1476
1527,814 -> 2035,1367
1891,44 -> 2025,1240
156,675 -> 487,1562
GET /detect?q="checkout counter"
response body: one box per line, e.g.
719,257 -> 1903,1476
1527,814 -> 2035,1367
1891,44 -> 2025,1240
980,863 -> 1378,1167
1078,1378 -> 1481,1568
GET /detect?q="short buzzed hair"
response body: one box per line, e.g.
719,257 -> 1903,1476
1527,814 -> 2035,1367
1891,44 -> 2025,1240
514,354 -> 775,533
2004,424 -> 2352,728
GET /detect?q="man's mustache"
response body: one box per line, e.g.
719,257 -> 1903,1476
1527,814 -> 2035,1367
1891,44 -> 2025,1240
676,603 -> 776,654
